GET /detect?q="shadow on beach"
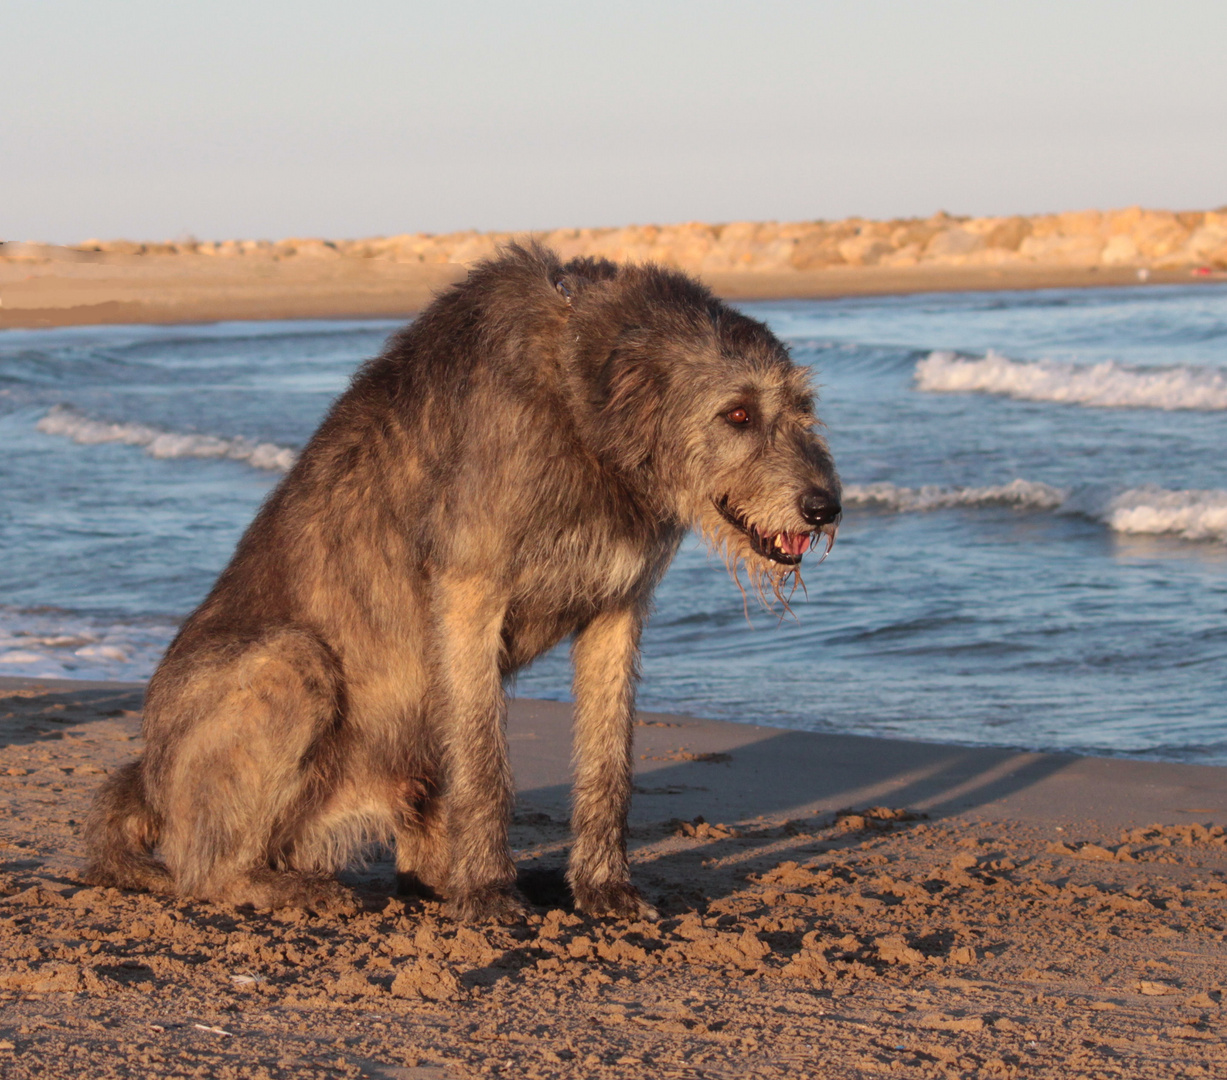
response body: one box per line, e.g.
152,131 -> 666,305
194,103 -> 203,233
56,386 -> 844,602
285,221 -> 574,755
0,680 -> 144,752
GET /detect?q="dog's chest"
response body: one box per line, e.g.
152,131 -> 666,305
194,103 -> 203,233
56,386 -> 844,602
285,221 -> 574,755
525,528 -> 658,607
513,519 -> 680,619
500,527 -> 678,673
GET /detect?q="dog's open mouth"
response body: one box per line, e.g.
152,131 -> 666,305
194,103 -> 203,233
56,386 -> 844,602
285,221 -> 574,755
713,497 -> 835,566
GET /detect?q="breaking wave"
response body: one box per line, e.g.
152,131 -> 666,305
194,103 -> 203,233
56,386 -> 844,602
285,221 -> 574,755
36,405 -> 298,472
845,478 -> 1066,514
1088,486 -> 1227,543
845,480 -> 1227,543
915,350 -> 1227,410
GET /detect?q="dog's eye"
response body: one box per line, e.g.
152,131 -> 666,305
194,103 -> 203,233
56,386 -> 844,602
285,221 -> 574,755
725,407 -> 750,425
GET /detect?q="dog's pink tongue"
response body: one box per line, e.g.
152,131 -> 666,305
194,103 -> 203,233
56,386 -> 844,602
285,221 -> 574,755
780,533 -> 810,556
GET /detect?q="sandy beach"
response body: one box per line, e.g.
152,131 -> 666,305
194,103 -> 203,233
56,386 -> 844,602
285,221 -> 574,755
0,255 -> 1203,332
3,207 -> 1225,330
1,675 -> 1224,1079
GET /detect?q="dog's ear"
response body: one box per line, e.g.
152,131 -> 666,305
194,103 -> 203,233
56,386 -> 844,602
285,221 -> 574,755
592,347 -> 665,473
555,256 -> 619,310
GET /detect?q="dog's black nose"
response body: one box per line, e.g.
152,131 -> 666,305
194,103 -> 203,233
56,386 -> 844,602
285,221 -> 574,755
800,489 -> 842,527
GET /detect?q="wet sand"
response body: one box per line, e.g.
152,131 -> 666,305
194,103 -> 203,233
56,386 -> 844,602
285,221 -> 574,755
2,676 -> 1224,1078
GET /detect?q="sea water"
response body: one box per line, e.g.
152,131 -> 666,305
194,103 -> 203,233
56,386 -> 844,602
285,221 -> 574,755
2,285 -> 1225,763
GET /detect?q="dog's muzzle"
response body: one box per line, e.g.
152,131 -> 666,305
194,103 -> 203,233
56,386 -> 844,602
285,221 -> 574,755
714,496 -> 838,566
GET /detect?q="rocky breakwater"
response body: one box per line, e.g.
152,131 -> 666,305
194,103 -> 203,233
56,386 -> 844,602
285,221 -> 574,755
17,205 -> 1221,277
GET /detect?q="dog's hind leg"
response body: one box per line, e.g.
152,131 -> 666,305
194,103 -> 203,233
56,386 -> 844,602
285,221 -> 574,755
431,574 -> 521,921
567,606 -> 658,920
85,759 -> 174,893
148,631 -> 352,910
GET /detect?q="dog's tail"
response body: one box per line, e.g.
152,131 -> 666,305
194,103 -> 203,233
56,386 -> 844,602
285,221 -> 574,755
84,760 -> 174,893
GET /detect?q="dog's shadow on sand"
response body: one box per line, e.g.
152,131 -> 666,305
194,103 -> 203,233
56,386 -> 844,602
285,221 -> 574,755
3,681 -> 1074,918
503,731 -> 1077,913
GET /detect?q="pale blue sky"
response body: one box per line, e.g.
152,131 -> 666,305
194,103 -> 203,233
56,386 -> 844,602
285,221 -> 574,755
3,1 -> 1225,243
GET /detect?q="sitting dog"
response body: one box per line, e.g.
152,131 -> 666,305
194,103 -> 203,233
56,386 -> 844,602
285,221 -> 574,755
86,243 -> 841,920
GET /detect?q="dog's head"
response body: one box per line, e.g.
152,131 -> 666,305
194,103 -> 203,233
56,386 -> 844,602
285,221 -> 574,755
668,313 -> 842,597
566,262 -> 841,597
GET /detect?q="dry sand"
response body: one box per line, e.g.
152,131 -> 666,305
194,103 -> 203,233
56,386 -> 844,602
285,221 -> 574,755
1,676 -> 1224,1079
0,251 -> 469,330
5,205 -> 1227,331
0,247 -> 1199,332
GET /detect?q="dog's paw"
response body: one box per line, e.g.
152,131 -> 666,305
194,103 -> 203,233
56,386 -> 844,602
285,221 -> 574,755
272,875 -> 359,916
396,870 -> 443,902
300,877 -> 361,916
223,871 -> 358,915
572,881 -> 659,922
444,884 -> 526,924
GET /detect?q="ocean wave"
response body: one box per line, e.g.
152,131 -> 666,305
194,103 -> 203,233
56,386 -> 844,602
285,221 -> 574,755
36,405 -> 298,472
1091,486 -> 1227,543
845,480 -> 1227,543
915,350 -> 1227,410
0,606 -> 178,681
845,478 -> 1067,513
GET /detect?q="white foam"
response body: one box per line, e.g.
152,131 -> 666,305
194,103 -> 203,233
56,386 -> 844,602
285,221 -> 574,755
36,405 -> 298,472
74,644 -> 132,663
915,350 -> 1227,410
1096,486 -> 1227,543
844,478 -> 1067,514
846,480 -> 1227,543
0,607 -> 178,681
0,650 -> 47,665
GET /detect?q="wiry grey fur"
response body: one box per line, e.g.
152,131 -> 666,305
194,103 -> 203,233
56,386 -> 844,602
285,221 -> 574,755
85,244 -> 841,921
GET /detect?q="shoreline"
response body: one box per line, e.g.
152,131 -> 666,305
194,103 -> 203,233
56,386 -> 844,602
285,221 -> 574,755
0,264 -> 1217,332
2,675 -> 1222,779
4,213 -> 1226,330
2,675 -> 1223,828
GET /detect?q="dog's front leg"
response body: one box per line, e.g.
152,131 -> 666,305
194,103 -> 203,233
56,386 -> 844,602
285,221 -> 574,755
433,574 -> 521,922
568,605 -> 658,920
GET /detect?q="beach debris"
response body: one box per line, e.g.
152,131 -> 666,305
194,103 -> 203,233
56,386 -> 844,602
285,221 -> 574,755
835,806 -> 924,833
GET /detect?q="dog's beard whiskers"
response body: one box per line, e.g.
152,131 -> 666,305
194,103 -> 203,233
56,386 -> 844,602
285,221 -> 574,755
770,566 -> 804,626
698,515 -> 804,623
697,517 -> 751,620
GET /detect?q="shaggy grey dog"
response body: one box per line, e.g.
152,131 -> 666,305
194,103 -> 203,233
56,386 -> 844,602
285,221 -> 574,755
86,244 -> 841,921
